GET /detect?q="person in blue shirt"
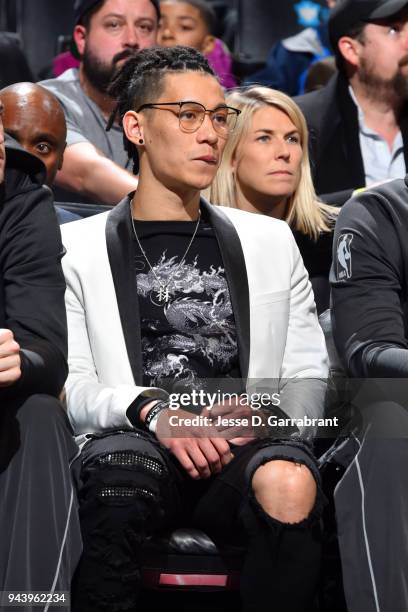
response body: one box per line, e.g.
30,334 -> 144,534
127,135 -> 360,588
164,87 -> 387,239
244,0 -> 336,96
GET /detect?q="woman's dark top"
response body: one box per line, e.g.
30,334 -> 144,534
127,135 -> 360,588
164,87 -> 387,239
293,229 -> 334,314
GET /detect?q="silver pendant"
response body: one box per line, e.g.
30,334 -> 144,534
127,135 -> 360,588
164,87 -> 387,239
157,287 -> 170,303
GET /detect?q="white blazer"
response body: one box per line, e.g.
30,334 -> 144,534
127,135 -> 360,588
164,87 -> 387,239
61,197 -> 328,437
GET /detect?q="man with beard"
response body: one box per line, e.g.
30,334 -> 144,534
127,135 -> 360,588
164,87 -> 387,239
296,0 -> 408,204
41,0 -> 159,204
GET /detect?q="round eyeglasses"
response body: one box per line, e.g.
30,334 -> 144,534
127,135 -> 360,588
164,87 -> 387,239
136,101 -> 241,137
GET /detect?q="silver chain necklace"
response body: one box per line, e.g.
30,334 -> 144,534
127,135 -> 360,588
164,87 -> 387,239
130,201 -> 201,305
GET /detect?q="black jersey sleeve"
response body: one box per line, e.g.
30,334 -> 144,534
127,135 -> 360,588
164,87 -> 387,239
331,189 -> 408,377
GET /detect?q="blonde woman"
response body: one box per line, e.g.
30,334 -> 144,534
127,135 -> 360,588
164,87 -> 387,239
210,85 -> 338,313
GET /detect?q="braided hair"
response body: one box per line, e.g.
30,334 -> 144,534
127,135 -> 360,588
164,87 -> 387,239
107,46 -> 216,174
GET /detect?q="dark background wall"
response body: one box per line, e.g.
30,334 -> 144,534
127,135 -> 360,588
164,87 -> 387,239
1,0 -> 330,78
14,0 -> 75,76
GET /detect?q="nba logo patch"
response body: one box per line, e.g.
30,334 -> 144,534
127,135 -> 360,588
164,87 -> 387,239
336,234 -> 353,280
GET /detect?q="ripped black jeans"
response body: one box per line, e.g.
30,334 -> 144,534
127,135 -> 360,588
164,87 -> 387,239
72,430 -> 325,612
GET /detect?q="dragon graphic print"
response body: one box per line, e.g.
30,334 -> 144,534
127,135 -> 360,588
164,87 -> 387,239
136,251 -> 238,391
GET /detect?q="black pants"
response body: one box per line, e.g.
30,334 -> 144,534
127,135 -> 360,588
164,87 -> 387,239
0,394 -> 82,612
73,430 -> 324,612
334,396 -> 408,612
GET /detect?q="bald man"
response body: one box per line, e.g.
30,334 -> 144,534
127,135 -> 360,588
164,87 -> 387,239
0,83 -> 80,223
0,82 -> 66,186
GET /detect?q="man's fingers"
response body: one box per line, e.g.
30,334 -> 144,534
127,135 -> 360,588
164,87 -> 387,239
0,349 -> 22,386
168,440 -> 212,479
208,399 -> 242,418
0,366 -> 21,387
217,426 -> 252,440
0,338 -> 20,358
0,329 -> 13,343
0,354 -> 21,372
208,437 -> 234,466
174,447 -> 200,480
229,437 -> 254,446
186,444 -> 212,479
210,409 -> 255,441
197,439 -> 223,475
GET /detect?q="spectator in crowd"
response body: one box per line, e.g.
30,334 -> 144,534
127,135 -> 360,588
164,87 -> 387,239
158,0 -> 237,89
210,86 -> 338,314
244,0 -> 336,96
0,82 -> 80,223
0,109 -> 81,606
61,46 -> 328,612
41,0 -> 160,205
296,0 -> 408,204
304,56 -> 337,93
0,83 -> 66,186
330,177 -> 408,611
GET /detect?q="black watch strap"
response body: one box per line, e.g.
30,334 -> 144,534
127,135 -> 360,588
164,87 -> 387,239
127,395 -> 160,428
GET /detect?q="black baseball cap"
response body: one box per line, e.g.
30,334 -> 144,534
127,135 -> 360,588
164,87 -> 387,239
73,0 -> 160,25
329,0 -> 408,48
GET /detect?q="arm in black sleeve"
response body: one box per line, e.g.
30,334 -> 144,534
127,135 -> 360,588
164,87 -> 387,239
0,172 -> 68,399
331,188 -> 408,377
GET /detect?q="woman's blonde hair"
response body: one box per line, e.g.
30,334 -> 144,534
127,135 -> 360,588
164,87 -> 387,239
209,86 -> 337,240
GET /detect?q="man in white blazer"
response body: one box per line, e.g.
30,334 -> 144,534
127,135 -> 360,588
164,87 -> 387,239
62,46 -> 329,612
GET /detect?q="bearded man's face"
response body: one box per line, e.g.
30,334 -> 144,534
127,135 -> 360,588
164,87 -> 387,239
75,0 -> 158,94
356,17 -> 408,102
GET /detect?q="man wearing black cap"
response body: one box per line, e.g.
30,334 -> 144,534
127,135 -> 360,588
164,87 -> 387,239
296,0 -> 408,204
41,0 -> 159,205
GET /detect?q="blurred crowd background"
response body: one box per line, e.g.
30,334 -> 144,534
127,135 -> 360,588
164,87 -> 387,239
0,0 -> 330,86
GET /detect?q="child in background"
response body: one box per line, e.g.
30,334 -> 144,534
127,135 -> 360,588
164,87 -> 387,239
158,0 -> 237,89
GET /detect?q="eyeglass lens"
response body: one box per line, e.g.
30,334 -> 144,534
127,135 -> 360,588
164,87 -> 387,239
178,102 -> 238,134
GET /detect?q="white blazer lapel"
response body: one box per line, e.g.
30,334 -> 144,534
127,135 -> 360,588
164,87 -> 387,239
203,199 -> 251,379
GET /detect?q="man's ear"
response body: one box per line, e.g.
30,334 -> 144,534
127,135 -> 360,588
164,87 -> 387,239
73,25 -> 87,57
201,34 -> 216,56
337,35 -> 362,69
123,110 -> 145,146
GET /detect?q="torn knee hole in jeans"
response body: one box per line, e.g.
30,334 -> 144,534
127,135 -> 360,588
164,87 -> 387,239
248,493 -> 318,529
247,455 -> 324,528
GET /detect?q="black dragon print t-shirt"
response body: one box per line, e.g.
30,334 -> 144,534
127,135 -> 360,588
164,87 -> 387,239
132,213 -> 240,392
